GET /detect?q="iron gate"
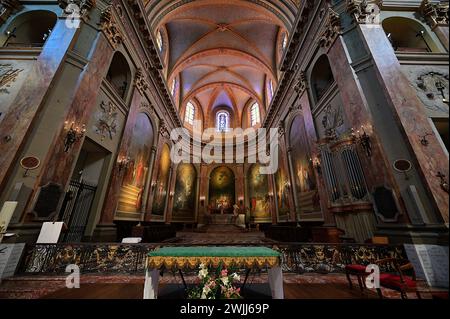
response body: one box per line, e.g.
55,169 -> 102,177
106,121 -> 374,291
59,180 -> 97,242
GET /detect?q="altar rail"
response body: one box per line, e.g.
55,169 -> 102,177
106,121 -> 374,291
18,243 -> 406,275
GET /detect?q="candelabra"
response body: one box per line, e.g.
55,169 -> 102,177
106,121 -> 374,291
64,121 -> 86,153
351,126 -> 372,157
118,156 -> 131,172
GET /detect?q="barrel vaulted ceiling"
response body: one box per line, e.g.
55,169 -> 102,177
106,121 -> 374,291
145,0 -> 298,128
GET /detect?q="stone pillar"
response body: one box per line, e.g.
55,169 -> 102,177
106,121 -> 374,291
358,24 -> 449,224
286,146 -> 300,218
141,145 -> 157,217
0,18 -> 79,193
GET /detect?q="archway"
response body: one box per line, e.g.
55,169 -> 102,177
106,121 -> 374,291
152,144 -> 171,216
289,114 -> 320,213
247,164 -> 271,222
2,10 -> 57,47
117,113 -> 154,214
208,166 -> 235,214
172,163 -> 197,222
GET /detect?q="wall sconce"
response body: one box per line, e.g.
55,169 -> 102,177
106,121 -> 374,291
268,192 -> 274,198
352,125 -> 372,157
238,197 -> 244,206
64,121 -> 86,153
118,156 -> 131,172
169,191 -> 175,197
312,157 -> 322,176
437,172 -> 449,193
200,196 -> 206,207
151,181 -> 157,190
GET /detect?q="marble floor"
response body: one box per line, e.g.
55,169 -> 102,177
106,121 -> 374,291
0,273 -> 432,299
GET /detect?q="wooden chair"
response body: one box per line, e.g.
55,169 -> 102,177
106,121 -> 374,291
375,258 -> 421,299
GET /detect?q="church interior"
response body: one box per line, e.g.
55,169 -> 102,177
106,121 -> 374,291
0,0 -> 448,301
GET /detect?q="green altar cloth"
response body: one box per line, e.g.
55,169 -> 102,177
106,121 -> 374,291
147,246 -> 281,269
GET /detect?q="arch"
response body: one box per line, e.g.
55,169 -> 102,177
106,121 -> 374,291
310,55 -> 335,103
106,52 -> 132,99
208,166 -> 236,214
382,17 -> 439,53
2,10 -> 57,48
180,98 -> 204,131
288,114 -> 321,213
247,163 -> 271,222
169,48 -> 276,84
152,143 -> 172,216
172,163 -> 198,222
117,113 -> 154,214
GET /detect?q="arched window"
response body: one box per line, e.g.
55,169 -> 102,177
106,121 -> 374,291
156,30 -> 163,52
216,111 -> 230,132
2,10 -> 57,48
382,17 -> 438,53
310,55 -> 335,103
282,32 -> 288,51
171,78 -> 177,96
268,79 -> 274,100
106,52 -> 132,99
250,102 -> 260,127
185,101 -> 195,125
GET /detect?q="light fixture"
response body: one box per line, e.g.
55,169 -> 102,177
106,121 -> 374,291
312,157 -> 322,176
118,155 -> 131,172
351,125 -> 372,157
63,121 -> 86,153
437,172 -> 449,193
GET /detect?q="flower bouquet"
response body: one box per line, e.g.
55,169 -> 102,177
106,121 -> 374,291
187,263 -> 243,299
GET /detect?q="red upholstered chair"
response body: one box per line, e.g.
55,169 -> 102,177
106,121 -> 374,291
345,264 -> 370,292
375,258 -> 421,299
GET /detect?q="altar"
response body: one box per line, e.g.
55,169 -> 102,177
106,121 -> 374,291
143,246 -> 284,299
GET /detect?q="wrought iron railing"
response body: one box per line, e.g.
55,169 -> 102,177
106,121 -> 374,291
18,243 -> 406,275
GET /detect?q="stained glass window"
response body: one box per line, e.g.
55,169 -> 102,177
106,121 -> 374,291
269,79 -> 274,100
171,78 -> 176,96
282,32 -> 288,50
250,102 -> 260,126
156,30 -> 163,52
216,111 -> 230,132
185,102 -> 195,125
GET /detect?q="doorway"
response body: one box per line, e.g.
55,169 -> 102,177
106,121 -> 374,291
59,138 -> 110,242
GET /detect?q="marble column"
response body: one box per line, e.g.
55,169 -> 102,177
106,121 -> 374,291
0,19 -> 79,193
286,146 -> 300,218
28,34 -> 115,220
99,89 -> 143,225
165,165 -> 176,223
359,24 -> 449,224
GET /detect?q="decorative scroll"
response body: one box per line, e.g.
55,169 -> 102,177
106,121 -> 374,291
319,8 -> 341,49
0,64 -> 23,94
99,6 -> 123,49
0,0 -> 22,26
94,100 -> 118,141
419,0 -> 449,28
346,0 -> 380,24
